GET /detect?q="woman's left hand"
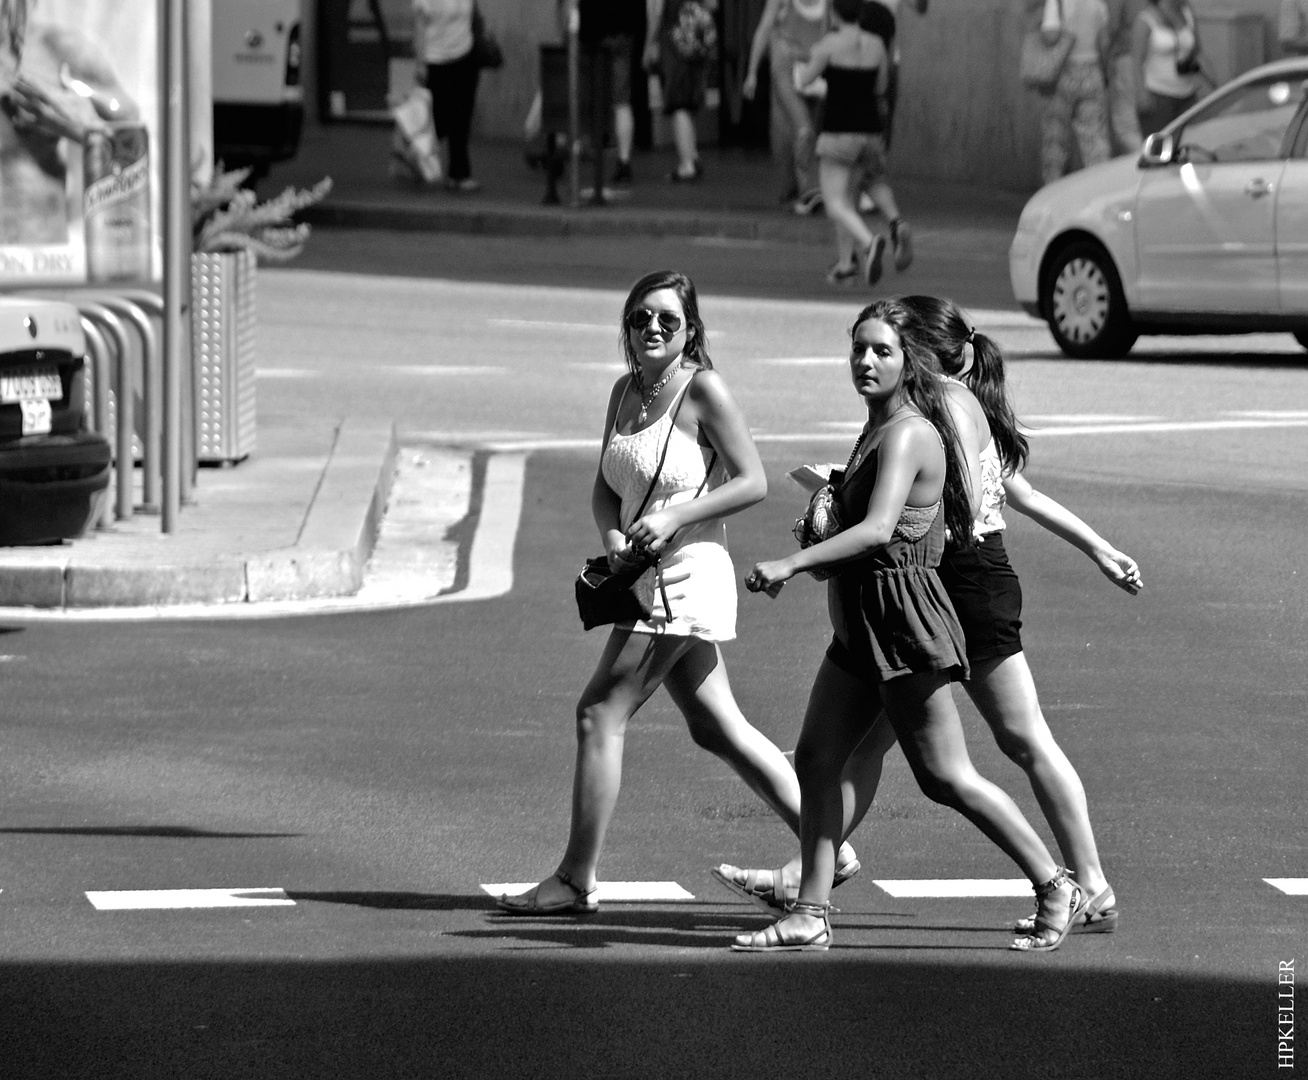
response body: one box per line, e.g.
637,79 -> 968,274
626,507 -> 681,555
744,558 -> 793,598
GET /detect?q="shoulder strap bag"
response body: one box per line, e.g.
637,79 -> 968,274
1019,0 -> 1075,94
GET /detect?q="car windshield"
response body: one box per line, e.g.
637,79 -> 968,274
1176,76 -> 1308,163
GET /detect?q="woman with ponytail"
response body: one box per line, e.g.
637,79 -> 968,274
728,298 -> 1085,952
717,294 -> 1141,948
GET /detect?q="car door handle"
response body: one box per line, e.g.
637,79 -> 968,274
1245,178 -> 1274,198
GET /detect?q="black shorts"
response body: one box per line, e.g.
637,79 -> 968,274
937,531 -> 1023,665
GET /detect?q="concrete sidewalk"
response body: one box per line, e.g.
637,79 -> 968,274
0,123 -> 1027,612
267,123 -> 1029,244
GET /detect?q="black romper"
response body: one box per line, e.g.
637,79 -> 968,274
825,433 -> 970,684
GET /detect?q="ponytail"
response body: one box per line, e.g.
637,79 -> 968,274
967,332 -> 1028,475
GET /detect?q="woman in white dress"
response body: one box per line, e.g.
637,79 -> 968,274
497,271 -> 849,915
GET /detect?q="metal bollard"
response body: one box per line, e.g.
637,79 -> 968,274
79,303 -> 136,522
79,316 -> 117,530
83,293 -> 160,512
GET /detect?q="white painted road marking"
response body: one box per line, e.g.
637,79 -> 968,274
86,888 -> 295,910
482,881 -> 696,902
874,879 -> 1033,898
1264,879 -> 1308,895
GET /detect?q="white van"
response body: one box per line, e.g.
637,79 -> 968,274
211,0 -> 305,173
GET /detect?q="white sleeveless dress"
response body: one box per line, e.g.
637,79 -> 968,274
600,380 -> 737,642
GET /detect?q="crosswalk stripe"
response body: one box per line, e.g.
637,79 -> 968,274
1264,879 -> 1308,895
85,888 -> 295,910
482,881 -> 695,902
874,879 -> 1033,898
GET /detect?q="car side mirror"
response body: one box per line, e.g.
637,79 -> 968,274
1139,132 -> 1175,168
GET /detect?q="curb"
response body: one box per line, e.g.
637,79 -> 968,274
0,418 -> 399,610
246,418 -> 399,603
304,199 -> 834,244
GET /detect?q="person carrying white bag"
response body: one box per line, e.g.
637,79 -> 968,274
391,84 -> 443,184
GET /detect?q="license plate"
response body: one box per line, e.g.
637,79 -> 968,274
1,366 -> 62,403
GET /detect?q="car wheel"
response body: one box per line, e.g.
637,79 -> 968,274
1295,330 -> 1308,352
1042,241 -> 1138,359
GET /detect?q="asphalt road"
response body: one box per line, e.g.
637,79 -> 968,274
3,234 -> 1306,1078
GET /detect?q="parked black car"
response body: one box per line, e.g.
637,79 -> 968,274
0,298 -> 111,546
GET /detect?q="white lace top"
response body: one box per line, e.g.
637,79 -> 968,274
600,378 -> 736,640
974,437 -> 1007,537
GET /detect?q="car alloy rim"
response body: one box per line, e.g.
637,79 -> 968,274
1051,258 -> 1110,344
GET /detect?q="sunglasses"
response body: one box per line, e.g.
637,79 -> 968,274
627,308 -> 684,334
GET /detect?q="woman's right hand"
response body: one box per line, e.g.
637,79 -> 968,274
745,558 -> 794,598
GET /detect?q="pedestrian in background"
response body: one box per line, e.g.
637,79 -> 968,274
1033,0 -> 1112,185
797,0 -> 910,287
1105,0 -> 1144,154
646,0 -> 718,182
497,270 -> 822,917
1279,0 -> 1308,56
742,0 -> 829,214
732,298 -> 1088,953
579,0 -> 642,186
1131,0 -> 1205,137
412,0 -> 481,192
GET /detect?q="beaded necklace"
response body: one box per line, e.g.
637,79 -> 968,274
635,365 -> 680,425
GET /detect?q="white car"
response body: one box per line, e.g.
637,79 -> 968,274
1010,58 -> 1308,358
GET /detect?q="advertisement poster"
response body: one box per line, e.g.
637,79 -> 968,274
0,0 -> 162,286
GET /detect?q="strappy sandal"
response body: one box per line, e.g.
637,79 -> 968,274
1009,868 -> 1089,952
731,899 -> 832,953
495,870 -> 599,916
1014,881 -> 1118,936
711,848 -> 861,914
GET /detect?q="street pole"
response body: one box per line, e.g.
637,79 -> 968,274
159,0 -> 192,532
566,0 -> 580,208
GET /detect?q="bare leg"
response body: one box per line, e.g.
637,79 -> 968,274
518,628 -> 696,907
966,653 -> 1110,898
763,711 -> 895,890
881,671 -> 1059,881
663,641 -> 802,834
614,103 -> 634,165
819,158 -> 875,253
672,110 -> 698,176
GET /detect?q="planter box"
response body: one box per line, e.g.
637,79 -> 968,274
192,249 -> 257,464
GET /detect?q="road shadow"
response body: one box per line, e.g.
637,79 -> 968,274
0,953 -> 1267,1079
0,826 -> 300,839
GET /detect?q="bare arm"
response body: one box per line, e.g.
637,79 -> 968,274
1002,471 -> 1143,594
592,377 -> 638,569
794,37 -> 831,89
645,0 -> 664,66
625,370 -> 768,552
743,0 -> 784,99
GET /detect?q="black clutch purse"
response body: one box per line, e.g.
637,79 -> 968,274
574,555 -> 657,631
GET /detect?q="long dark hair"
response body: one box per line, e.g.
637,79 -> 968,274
1,0 -> 29,66
852,299 -> 973,547
900,294 -> 1029,476
619,270 -> 713,384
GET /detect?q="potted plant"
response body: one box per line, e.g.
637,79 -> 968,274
190,169 -> 331,463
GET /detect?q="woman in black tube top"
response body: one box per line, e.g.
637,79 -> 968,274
794,0 -> 912,287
